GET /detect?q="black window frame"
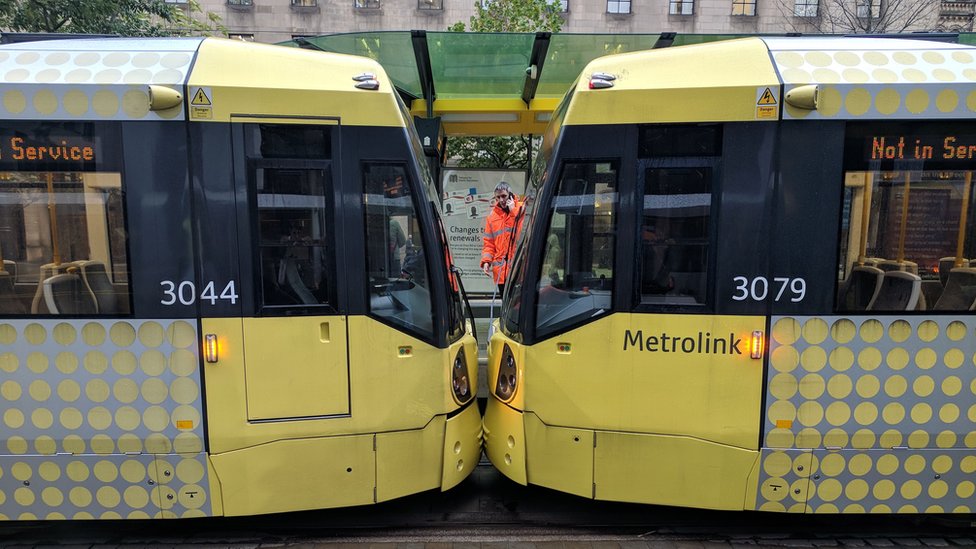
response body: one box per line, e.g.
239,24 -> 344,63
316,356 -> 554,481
245,123 -> 339,317
526,158 -> 621,343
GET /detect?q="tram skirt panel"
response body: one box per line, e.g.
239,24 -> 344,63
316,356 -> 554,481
754,315 -> 976,514
0,319 -> 213,519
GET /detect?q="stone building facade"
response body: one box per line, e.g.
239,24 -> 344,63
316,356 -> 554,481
185,0 -> 970,45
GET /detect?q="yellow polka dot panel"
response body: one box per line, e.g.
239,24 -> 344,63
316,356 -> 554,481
0,320 -> 203,457
0,39 -> 197,121
755,448 -> 974,514
768,41 -> 976,120
0,454 -> 211,519
766,316 -> 975,452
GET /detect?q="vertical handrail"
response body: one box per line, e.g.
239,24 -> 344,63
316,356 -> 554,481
896,172 -> 911,264
857,171 -> 874,264
47,172 -> 61,265
954,171 -> 973,268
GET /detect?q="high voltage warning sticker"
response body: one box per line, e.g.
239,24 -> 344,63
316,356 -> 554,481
190,87 -> 213,119
756,87 -> 778,120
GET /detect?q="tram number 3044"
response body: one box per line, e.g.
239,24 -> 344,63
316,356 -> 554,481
160,280 -> 239,306
731,276 -> 806,303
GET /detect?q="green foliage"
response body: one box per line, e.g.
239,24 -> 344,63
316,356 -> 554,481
447,0 -> 561,169
448,135 -> 533,169
448,0 -> 563,33
0,0 -> 223,37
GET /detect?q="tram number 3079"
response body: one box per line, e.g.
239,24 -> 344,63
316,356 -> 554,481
160,280 -> 240,306
731,276 -> 806,303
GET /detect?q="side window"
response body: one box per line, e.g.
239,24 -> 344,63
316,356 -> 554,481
535,162 -> 617,338
637,124 -> 720,308
248,124 -> 335,313
0,171 -> 131,316
363,163 -> 434,339
837,125 -> 976,312
640,167 -> 712,305
255,168 -> 333,309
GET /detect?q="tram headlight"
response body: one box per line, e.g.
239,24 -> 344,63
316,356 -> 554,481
451,347 -> 472,404
494,344 -> 518,402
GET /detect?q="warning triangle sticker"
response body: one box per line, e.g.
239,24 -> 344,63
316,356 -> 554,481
758,87 -> 777,105
190,88 -> 212,106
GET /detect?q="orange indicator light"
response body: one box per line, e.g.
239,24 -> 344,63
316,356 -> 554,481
750,330 -> 764,359
204,334 -> 219,363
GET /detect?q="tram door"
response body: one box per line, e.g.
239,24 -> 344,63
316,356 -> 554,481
240,123 -> 349,421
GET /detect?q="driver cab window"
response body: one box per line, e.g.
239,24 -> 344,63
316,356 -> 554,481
363,164 -> 434,339
535,162 -> 617,339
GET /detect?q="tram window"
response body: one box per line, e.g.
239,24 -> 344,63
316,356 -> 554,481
837,169 -> 976,312
255,168 -> 334,310
639,125 -> 721,157
639,167 -> 711,306
0,171 -> 130,316
254,124 -> 330,159
363,164 -> 434,339
535,162 -> 617,338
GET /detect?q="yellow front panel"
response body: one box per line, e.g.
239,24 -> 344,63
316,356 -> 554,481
441,401 -> 482,491
242,316 -> 349,420
484,397 -> 527,485
187,39 -> 404,126
594,431 -> 759,510
567,38 -> 780,126
375,416 -> 444,503
204,316 -> 460,452
209,434 -> 374,516
524,412 -> 593,499
525,313 -> 765,449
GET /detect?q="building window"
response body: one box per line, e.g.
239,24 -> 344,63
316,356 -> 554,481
418,0 -> 443,9
607,0 -> 631,13
164,0 -> 188,4
292,0 -> 317,6
226,0 -> 252,5
856,0 -> 881,18
228,33 -> 255,41
355,0 -> 381,8
669,0 -> 693,14
793,0 -> 817,15
731,0 -> 756,15
558,0 -> 569,12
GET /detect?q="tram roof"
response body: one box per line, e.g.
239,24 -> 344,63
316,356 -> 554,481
284,31 -> 976,136
0,37 -> 405,126
565,36 -> 976,126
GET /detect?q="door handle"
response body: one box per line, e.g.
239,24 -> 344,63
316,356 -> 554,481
320,322 -> 330,343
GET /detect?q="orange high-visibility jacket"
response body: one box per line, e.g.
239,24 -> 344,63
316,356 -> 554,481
481,198 -> 524,285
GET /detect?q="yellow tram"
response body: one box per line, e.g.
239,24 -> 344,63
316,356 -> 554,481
0,37 -> 481,519
484,36 -> 976,513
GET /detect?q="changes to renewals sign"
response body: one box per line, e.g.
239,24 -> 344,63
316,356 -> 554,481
441,168 -> 527,295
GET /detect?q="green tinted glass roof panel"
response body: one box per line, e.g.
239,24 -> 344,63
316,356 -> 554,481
427,32 -> 536,98
294,32 -> 423,98
537,34 -> 660,97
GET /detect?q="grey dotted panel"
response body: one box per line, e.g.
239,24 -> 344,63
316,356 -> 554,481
0,38 -> 200,121
756,448 -> 976,513
764,316 -> 976,452
0,319 -> 205,458
0,453 -> 211,520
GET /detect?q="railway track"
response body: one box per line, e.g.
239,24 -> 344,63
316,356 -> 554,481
0,465 -> 973,547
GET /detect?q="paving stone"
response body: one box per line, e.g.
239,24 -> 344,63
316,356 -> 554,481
865,541 -> 895,548
838,540 -> 868,547
892,541 -> 922,547
917,540 -> 949,547
946,539 -> 976,547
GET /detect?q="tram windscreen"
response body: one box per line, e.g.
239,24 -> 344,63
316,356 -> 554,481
363,164 -> 434,339
837,125 -> 976,312
0,171 -> 130,316
535,162 -> 617,338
